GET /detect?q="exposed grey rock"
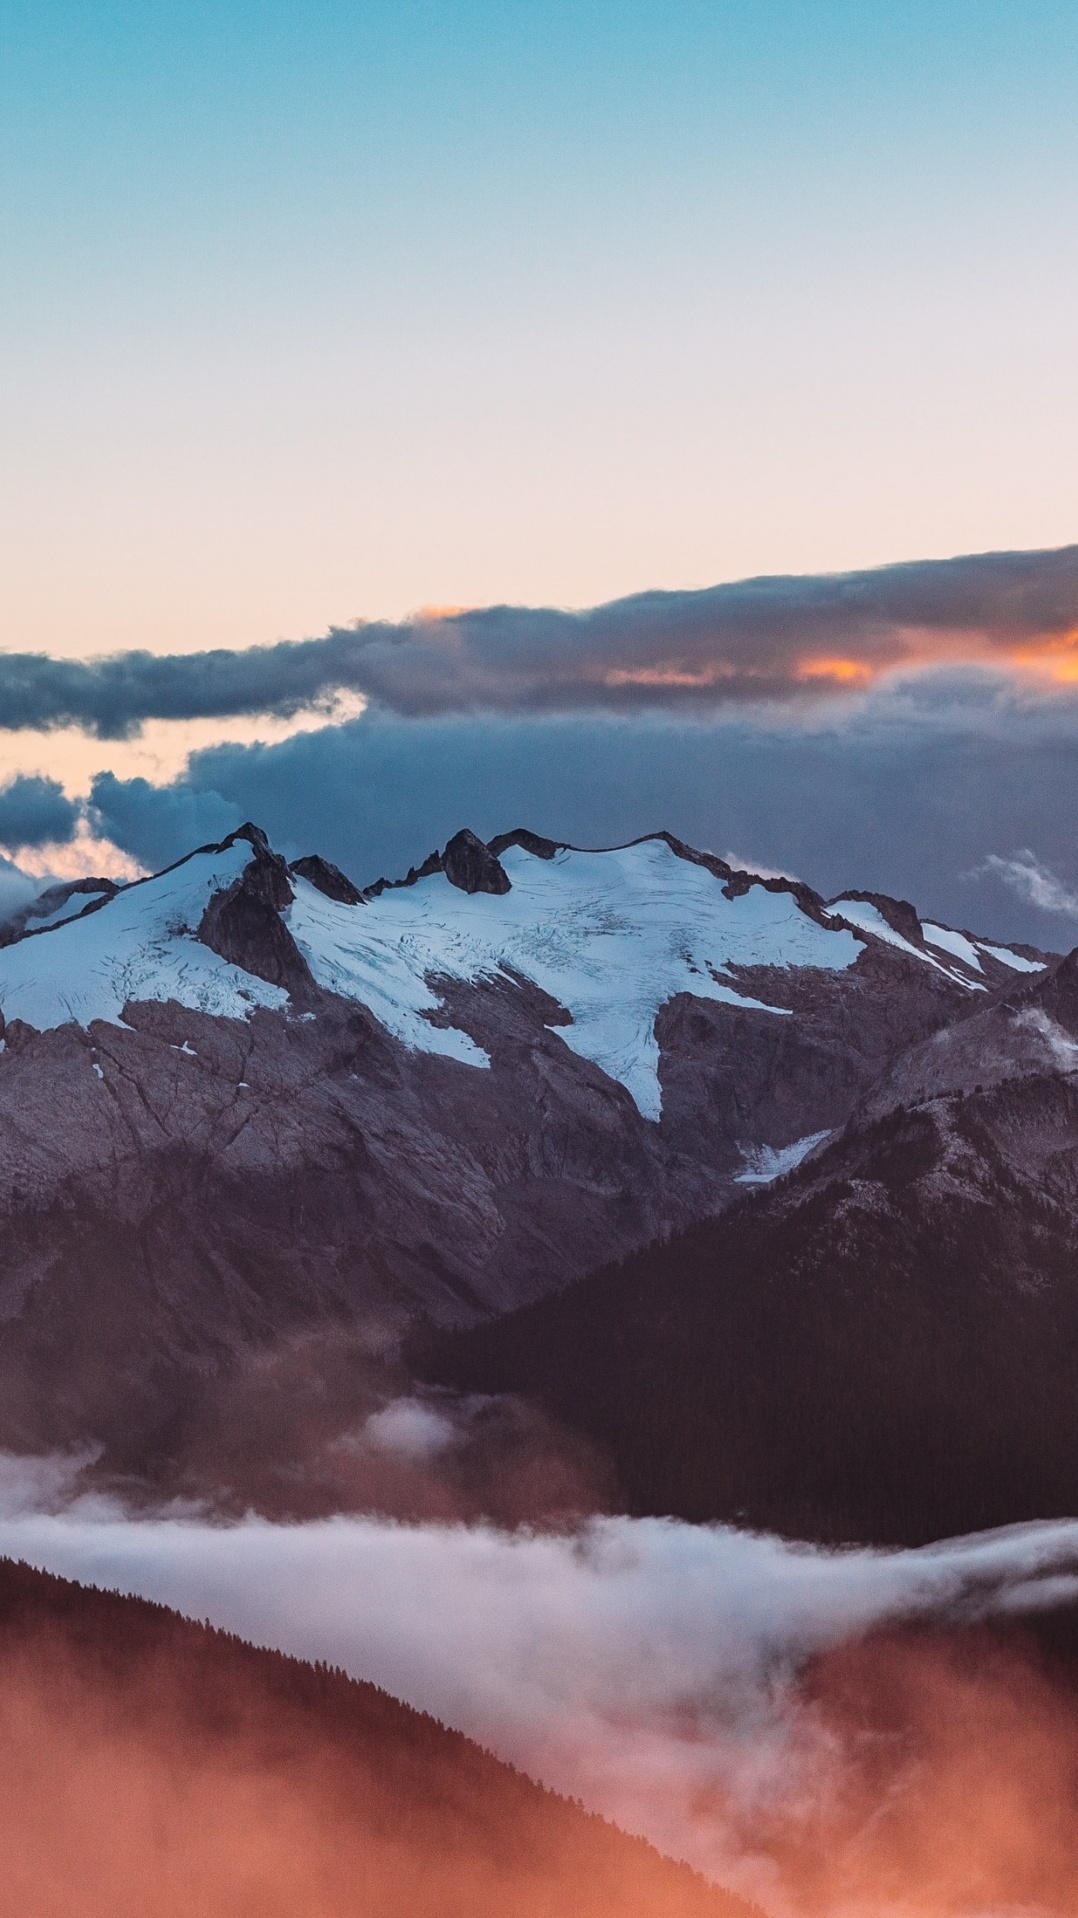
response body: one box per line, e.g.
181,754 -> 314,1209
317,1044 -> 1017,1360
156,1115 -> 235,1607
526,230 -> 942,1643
827,888 -> 926,947
487,828 -> 559,861
858,943 -> 1078,1115
367,827 -> 513,897
197,827 -> 315,997
441,829 -> 512,895
0,982 -> 733,1467
289,854 -> 366,905
365,850 -> 443,898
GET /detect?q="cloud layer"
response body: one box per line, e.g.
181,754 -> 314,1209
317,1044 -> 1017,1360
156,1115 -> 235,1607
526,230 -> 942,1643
333,544 -> 1078,716
3,1484 -> 1078,1906
4,544 -> 1078,947
73,671 -> 1078,946
0,774 -> 80,848
4,544 -> 1078,736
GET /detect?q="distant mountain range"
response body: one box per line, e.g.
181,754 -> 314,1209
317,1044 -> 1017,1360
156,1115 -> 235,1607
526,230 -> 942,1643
0,817 -> 1067,1532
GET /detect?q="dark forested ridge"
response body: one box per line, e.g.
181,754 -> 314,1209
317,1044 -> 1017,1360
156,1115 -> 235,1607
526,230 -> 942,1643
0,1556 -> 758,1918
421,1081 -> 1078,1546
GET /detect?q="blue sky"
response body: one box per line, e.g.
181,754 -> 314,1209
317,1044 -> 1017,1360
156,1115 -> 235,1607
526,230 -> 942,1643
1,3 -> 1078,937
2,1 -> 1076,652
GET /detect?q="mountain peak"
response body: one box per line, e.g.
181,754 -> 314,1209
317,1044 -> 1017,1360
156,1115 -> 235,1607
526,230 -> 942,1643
0,820 -> 1053,1118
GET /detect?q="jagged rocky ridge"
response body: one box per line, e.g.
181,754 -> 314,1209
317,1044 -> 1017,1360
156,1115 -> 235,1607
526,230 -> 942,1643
0,819 -> 1052,1477
0,873 -> 118,947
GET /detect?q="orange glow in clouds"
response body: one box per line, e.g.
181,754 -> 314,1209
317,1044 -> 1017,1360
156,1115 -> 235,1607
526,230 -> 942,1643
795,657 -> 874,685
790,628 -> 1078,692
1007,628 -> 1078,681
599,633 -> 1078,702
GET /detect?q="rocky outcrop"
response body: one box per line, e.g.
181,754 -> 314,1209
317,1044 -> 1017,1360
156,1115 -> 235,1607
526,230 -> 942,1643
289,854 -> 366,905
441,829 -> 512,895
488,828 -> 559,861
365,850 -> 443,897
367,828 -> 513,896
198,824 -> 315,997
829,888 -> 926,947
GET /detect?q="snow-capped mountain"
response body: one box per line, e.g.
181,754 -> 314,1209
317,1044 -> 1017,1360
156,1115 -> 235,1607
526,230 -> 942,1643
0,822 -> 1042,1108
0,820 -> 1053,1477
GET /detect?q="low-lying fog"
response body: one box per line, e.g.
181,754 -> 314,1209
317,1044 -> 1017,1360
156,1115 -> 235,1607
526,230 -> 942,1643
2,1452 -> 1078,1914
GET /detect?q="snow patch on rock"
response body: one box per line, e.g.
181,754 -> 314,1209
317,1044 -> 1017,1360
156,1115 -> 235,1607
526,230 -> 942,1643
977,941 -> 1046,975
922,923 -> 985,972
736,1130 -> 833,1185
826,898 -> 984,987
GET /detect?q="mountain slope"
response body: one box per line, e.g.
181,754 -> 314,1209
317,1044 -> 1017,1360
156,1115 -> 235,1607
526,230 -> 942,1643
0,820 -> 1047,1473
0,1556 -> 756,1918
422,951 -> 1078,1546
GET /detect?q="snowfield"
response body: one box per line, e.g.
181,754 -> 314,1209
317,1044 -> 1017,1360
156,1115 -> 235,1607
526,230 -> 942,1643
0,832 -> 1046,1122
288,839 -> 863,1118
0,842 -> 288,1033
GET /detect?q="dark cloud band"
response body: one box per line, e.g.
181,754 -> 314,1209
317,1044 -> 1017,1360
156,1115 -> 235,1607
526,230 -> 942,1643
0,776 -> 80,848
78,667 -> 1078,948
4,543 -> 1078,733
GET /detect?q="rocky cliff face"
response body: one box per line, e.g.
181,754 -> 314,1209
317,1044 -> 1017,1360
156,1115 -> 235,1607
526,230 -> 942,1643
0,820 -> 1051,1472
425,950 -> 1078,1546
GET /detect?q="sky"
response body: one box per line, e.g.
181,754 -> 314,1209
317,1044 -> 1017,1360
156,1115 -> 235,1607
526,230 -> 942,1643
1,2 -> 1077,938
